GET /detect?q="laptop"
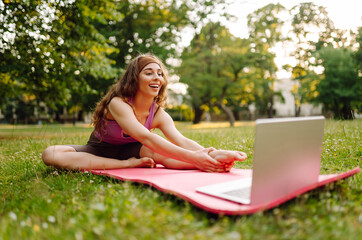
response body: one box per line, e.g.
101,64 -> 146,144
196,116 -> 325,205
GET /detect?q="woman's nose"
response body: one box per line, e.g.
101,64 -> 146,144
153,73 -> 161,80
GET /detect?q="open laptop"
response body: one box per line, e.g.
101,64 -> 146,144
196,116 -> 325,205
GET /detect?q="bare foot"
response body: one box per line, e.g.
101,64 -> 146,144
127,157 -> 156,168
209,150 -> 247,162
209,150 -> 247,172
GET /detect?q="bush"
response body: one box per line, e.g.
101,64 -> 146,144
166,104 -> 194,121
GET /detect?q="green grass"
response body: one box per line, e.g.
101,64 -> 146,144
0,120 -> 361,240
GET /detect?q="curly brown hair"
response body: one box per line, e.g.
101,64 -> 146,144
92,54 -> 168,136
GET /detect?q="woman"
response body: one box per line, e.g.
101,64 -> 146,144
42,54 -> 247,172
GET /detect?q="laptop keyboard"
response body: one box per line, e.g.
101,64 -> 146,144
222,187 -> 251,199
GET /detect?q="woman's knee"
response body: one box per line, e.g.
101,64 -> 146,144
42,145 -> 75,166
42,146 -> 55,165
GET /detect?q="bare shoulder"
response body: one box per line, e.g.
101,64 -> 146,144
108,97 -> 132,110
109,96 -> 127,106
108,97 -> 133,118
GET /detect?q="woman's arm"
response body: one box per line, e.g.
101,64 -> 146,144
154,108 -> 247,169
152,108 -> 203,151
108,98 -> 223,172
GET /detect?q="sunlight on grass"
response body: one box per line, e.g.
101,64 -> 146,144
0,120 -> 361,239
189,121 -> 255,129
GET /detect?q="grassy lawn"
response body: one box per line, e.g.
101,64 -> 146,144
0,120 -> 361,239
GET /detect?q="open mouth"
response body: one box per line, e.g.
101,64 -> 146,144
149,84 -> 160,89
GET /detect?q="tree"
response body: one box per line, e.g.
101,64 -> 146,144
249,52 -> 284,118
0,0 -> 119,121
283,62 -> 321,117
217,37 -> 254,124
354,27 -> 362,115
95,0 -> 191,70
1,0 -> 230,123
288,2 -> 335,116
247,3 -> 287,118
316,46 -> 361,119
355,27 -> 362,77
179,22 -> 225,124
248,4 -> 285,118
179,20 -> 256,125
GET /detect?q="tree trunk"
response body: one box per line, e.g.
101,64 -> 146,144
295,104 -> 301,117
333,101 -> 340,119
78,110 -> 83,121
341,103 -> 354,120
193,106 -> 204,124
217,102 -> 235,127
233,109 -> 240,121
267,94 -> 274,118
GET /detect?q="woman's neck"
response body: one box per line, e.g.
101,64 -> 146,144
133,94 -> 154,113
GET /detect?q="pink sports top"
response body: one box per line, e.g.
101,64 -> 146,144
94,99 -> 157,145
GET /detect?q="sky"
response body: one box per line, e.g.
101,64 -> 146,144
224,0 -> 362,39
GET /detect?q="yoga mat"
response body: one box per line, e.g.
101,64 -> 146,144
91,166 -> 360,215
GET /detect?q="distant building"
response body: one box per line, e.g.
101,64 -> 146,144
273,78 -> 322,117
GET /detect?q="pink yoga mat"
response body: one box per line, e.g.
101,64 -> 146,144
91,166 -> 360,215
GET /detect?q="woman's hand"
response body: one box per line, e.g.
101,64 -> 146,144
190,148 -> 227,172
190,148 -> 248,173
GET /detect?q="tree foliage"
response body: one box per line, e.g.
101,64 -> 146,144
179,20 -> 257,125
356,27 -> 362,74
288,2 -> 361,119
247,3 -> 287,118
0,0 -> 119,121
0,0 -> 220,122
217,37 -> 254,124
316,46 -> 361,119
287,2 -> 334,116
96,0 -> 190,69
179,22 -> 226,124
1,1 -> 361,123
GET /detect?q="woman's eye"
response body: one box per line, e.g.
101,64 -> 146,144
145,72 -> 163,77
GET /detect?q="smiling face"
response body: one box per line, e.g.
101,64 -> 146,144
137,62 -> 165,98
